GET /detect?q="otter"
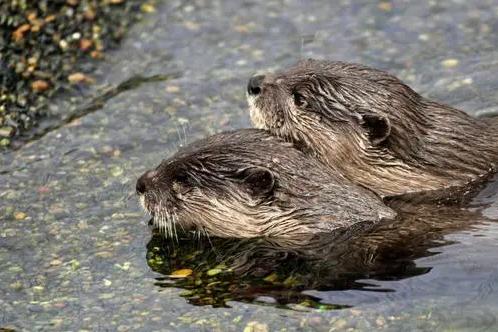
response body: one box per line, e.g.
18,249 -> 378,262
136,129 -> 395,240
247,59 -> 498,201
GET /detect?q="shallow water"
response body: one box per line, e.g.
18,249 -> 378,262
2,0 -> 498,331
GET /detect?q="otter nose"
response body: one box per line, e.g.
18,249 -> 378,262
136,170 -> 157,194
247,75 -> 265,95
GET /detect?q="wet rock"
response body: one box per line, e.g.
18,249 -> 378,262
441,58 -> 460,68
243,321 -> 269,332
13,211 -> 27,220
67,72 -> 93,84
0,127 -> 14,137
12,23 -> 31,42
0,0 -> 153,147
79,38 -> 93,51
31,80 -> 50,92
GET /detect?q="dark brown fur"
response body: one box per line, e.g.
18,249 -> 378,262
136,129 -> 395,241
247,59 -> 498,201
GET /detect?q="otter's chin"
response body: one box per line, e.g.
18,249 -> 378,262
247,96 -> 285,130
138,194 -> 155,216
138,194 -> 159,216
247,95 -> 267,129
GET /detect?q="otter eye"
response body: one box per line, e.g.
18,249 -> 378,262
239,167 -> 275,197
175,172 -> 189,184
172,170 -> 192,195
293,92 -> 306,107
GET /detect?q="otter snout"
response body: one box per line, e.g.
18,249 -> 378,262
136,170 -> 158,194
247,75 -> 265,95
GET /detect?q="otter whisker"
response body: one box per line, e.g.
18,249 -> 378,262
204,229 -> 217,255
173,212 -> 180,243
181,122 -> 189,146
165,210 -> 170,238
165,211 -> 174,241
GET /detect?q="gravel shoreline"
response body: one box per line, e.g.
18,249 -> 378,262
0,0 -> 156,147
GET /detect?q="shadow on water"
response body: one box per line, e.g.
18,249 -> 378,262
144,202 -> 494,310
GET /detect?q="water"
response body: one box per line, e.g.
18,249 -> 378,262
1,0 -> 498,330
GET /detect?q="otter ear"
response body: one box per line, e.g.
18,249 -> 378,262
359,112 -> 391,145
240,167 -> 275,196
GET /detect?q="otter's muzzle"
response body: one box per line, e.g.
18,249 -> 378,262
136,170 -> 158,195
247,75 -> 265,96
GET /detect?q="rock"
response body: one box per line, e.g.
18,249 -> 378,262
0,127 -> 14,137
12,24 -> 31,42
378,2 -> 393,11
31,80 -> 50,92
141,3 -> 156,13
243,321 -> 269,332
206,268 -> 223,276
68,72 -> 94,84
441,58 -> 459,68
50,259 -> 63,266
14,211 -> 27,220
79,38 -> 93,51
170,269 -> 193,278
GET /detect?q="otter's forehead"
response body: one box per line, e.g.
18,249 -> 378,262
275,60 -> 344,78
177,129 -> 294,158
275,59 -> 396,84
162,129 -> 300,171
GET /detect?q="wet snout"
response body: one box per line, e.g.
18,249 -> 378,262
247,75 -> 265,96
136,169 -> 158,195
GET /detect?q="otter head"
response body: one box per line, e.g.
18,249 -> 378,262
137,129 -> 395,240
246,59 -> 495,198
136,152 -> 276,238
246,59 -> 425,159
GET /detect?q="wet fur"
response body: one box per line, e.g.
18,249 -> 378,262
137,129 -> 395,240
248,59 -> 498,200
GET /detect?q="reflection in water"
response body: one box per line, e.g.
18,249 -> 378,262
146,204 -> 492,310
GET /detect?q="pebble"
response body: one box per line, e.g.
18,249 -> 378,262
14,211 -> 27,220
170,269 -> 193,278
141,3 -> 156,13
378,2 -> 393,12
70,259 -> 81,271
10,281 -> 23,290
165,85 -> 181,93
33,286 -> 45,293
206,268 -> 222,276
1,0 -> 150,147
12,24 -> 31,42
50,259 -> 63,266
243,321 -> 269,332
0,127 -> 14,137
376,316 -> 386,327
79,38 -> 93,51
330,318 -> 348,330
31,80 -> 50,92
68,72 -> 94,84
441,58 -> 459,68
110,166 -> 124,177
